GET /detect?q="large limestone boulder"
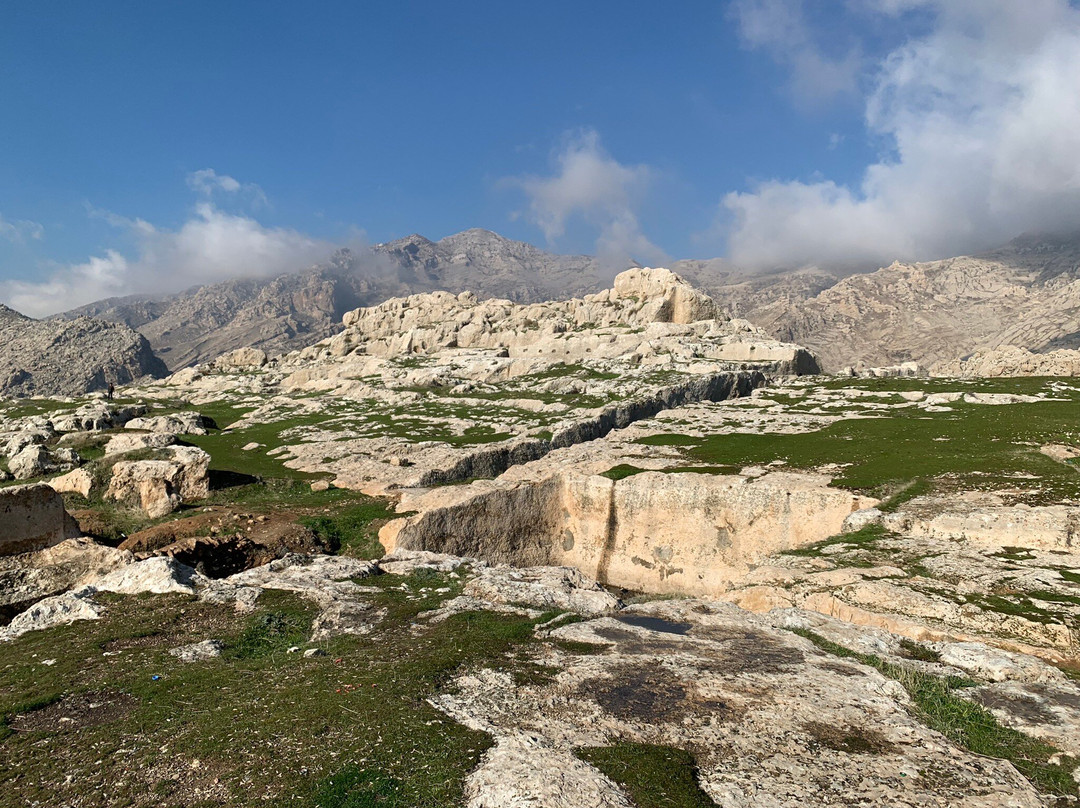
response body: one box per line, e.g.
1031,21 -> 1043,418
0,538 -> 132,613
2,427 -> 53,458
48,467 -> 95,499
103,431 -> 178,456
8,445 -> 81,481
215,346 -> 268,370
105,446 -> 211,517
0,483 -> 81,556
612,267 -> 719,323
50,402 -> 145,433
125,412 -> 209,435
384,471 -> 877,597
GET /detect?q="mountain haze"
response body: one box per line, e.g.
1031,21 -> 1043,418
49,227 -> 1080,378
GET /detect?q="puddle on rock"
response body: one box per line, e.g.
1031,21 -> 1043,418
613,614 -> 692,635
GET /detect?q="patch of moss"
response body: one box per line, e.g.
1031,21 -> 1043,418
577,743 -> 718,808
600,464 -> 647,481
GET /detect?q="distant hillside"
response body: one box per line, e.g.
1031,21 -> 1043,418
58,230 -> 612,370
53,228 -> 1080,375
0,305 -> 167,398
752,233 -> 1080,371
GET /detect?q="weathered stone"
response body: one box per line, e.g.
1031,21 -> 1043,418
125,412 -> 209,435
105,446 -> 211,517
48,467 -> 95,499
8,444 -> 80,480
0,586 -> 102,642
92,557 -> 205,595
215,347 -> 268,369
462,565 -> 620,616
0,538 -> 131,614
103,431 -> 178,456
0,483 -> 81,556
169,639 -> 225,662
384,471 -> 876,597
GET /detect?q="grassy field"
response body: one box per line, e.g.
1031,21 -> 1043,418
0,574 -> 570,807
630,378 -> 1080,504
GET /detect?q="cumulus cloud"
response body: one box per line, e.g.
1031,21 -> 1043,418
723,0 -> 1080,270
509,129 -> 666,267
729,0 -> 861,105
186,168 -> 268,206
2,199 -> 332,317
0,213 -> 44,243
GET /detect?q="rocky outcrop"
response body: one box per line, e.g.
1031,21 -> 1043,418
883,493 -> 1080,552
0,483 -> 81,556
939,345 -> 1080,377
382,471 -> 877,596
214,346 -> 268,370
105,446 -> 211,517
103,432 -> 178,456
124,412 -> 210,435
0,538 -> 131,621
0,306 -> 167,397
436,599 -> 1052,807
58,231 -> 608,369
308,267 -> 816,375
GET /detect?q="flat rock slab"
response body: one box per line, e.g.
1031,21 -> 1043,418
432,599 -> 1047,808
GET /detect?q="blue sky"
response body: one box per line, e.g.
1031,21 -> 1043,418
2,1 -> 1080,315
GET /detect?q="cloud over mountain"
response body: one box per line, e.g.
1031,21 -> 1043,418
0,175 -> 332,318
723,0 -> 1080,270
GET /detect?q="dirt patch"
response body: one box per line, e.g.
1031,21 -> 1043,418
802,721 -> 893,755
584,662 -> 738,725
970,688 -> 1060,724
10,691 -> 138,733
691,627 -> 806,674
122,509 -> 327,578
121,513 -> 220,552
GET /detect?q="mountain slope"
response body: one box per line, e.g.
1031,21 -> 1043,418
753,234 -> 1080,371
59,230 -> 612,370
0,307 -> 167,397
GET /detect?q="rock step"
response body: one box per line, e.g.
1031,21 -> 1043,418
416,370 -> 765,487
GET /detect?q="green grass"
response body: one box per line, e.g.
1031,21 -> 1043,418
635,433 -> 701,447
576,743 -> 718,808
184,414 -> 330,481
300,500 -> 399,558
0,573 -> 577,807
792,628 -> 1079,797
600,464 -> 647,481
229,606 -> 313,660
783,524 -> 888,560
689,385 -> 1080,503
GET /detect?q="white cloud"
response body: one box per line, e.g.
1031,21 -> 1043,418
509,129 -> 666,267
729,0 -> 861,105
722,0 -> 1080,270
2,201 -> 332,317
0,213 -> 44,243
186,168 -> 267,206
